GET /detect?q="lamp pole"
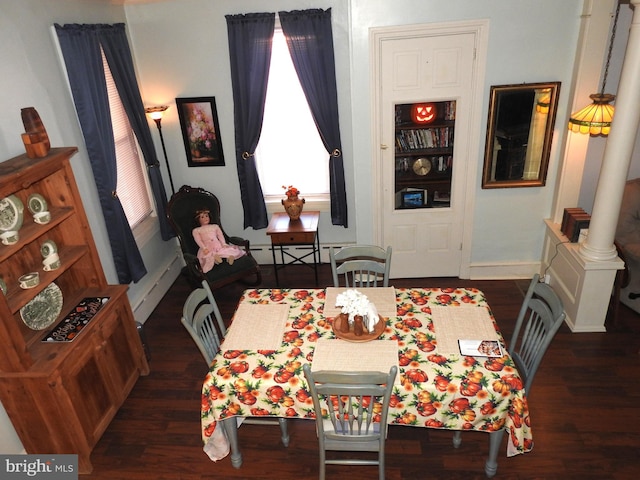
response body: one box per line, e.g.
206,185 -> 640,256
145,106 -> 175,195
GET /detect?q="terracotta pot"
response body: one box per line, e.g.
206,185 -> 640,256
353,315 -> 364,336
282,194 -> 305,221
339,313 -> 351,333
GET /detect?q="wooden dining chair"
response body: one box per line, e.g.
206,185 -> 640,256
302,364 -> 397,480
508,273 -> 566,392
330,245 -> 392,288
453,274 -> 565,452
181,280 -> 289,446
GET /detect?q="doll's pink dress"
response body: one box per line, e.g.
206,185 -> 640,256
193,224 -> 245,273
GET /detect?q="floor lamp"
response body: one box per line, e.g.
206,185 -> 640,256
145,105 -> 176,195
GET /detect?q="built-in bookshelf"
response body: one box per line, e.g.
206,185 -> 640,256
394,101 -> 455,209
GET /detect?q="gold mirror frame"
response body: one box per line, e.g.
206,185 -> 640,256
482,82 -> 560,189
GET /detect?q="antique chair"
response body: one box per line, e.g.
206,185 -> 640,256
167,185 -> 261,290
453,274 -> 565,454
615,177 -> 640,313
181,280 -> 289,446
329,245 -> 392,288
302,364 -> 397,480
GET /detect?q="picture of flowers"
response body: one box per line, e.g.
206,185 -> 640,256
176,97 -> 225,167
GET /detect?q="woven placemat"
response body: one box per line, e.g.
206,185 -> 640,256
324,287 -> 396,318
222,303 -> 289,351
311,338 -> 399,383
430,306 -> 497,355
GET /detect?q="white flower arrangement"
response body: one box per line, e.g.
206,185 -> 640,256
335,289 -> 379,332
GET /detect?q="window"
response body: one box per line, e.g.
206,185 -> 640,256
254,26 -> 329,201
102,51 -> 154,229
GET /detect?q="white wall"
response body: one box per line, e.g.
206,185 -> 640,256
125,0 -> 585,270
579,2 -> 640,210
348,0 -> 583,269
124,0 -> 357,251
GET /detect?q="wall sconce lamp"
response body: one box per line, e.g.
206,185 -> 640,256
568,1 -> 620,136
145,105 -> 176,195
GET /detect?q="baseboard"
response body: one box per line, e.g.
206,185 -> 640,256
131,252 -> 183,324
466,261 -> 540,280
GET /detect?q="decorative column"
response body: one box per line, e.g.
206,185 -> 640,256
580,0 -> 640,261
543,0 -> 640,332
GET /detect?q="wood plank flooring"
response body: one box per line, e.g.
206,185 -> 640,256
86,263 -> 640,479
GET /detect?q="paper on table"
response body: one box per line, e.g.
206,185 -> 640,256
311,338 -> 400,383
324,287 -> 397,318
430,305 -> 498,356
222,303 -> 289,351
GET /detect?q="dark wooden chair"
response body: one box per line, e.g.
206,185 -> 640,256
167,185 -> 261,290
607,241 -> 630,328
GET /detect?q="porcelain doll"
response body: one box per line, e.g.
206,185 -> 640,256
193,209 -> 245,273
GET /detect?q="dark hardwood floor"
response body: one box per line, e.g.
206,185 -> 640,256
87,263 -> 640,479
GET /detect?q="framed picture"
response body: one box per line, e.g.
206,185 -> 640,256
176,97 -> 225,167
401,190 -> 425,209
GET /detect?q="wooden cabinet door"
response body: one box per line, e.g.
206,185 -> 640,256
60,297 -> 142,448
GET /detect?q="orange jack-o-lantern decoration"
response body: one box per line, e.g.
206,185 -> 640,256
411,103 -> 437,124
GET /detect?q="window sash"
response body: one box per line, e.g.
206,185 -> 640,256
255,26 -> 329,200
102,51 -> 153,228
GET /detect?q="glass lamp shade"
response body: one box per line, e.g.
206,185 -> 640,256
568,93 -> 615,136
144,106 -> 169,122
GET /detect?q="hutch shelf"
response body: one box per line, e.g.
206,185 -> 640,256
0,147 -> 150,474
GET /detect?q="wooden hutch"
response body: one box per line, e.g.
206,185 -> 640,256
0,147 -> 150,473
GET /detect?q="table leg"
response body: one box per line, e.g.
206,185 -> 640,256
220,418 -> 242,468
278,418 -> 290,447
271,243 -> 279,285
313,231 -> 320,285
484,429 -> 504,478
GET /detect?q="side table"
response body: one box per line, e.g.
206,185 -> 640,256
266,211 -> 320,285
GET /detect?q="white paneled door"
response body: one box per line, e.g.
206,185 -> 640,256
372,23 -> 486,278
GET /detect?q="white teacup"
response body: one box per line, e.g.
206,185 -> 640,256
33,211 -> 51,225
0,231 -> 19,245
19,272 -> 40,289
42,253 -> 61,272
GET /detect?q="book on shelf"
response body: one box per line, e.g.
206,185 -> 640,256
433,191 -> 450,203
561,207 -> 585,236
563,210 -> 590,242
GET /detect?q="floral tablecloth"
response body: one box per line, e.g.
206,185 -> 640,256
201,288 -> 533,460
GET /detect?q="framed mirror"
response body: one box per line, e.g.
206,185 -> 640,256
482,82 -> 560,188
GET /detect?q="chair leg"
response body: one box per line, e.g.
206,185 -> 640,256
278,418 -> 290,447
319,449 -> 326,480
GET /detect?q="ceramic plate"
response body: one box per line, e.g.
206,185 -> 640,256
20,282 -> 63,331
40,239 -> 58,258
27,193 -> 48,214
0,195 -> 24,232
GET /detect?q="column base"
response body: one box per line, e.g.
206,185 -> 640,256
543,220 -> 624,332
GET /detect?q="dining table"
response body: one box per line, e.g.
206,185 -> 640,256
200,287 -> 533,477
